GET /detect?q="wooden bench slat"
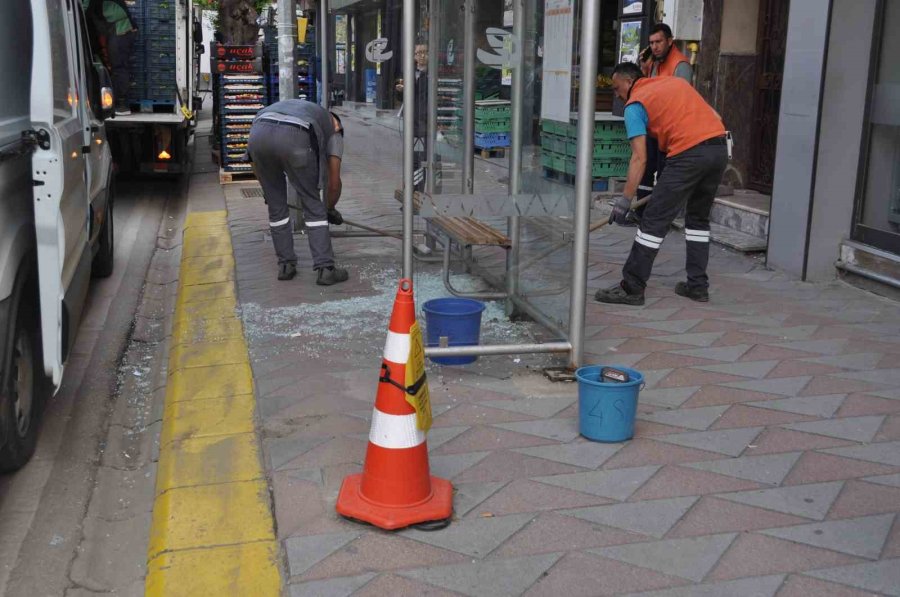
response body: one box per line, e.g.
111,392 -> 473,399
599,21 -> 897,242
394,188 -> 510,247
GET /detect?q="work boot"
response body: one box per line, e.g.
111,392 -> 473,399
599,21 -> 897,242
316,266 -> 349,286
674,281 -> 709,303
594,282 -> 645,306
277,262 -> 297,281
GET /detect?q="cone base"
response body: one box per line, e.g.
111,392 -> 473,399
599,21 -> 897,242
335,473 -> 453,531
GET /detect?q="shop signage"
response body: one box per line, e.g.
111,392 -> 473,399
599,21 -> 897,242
365,38 -> 393,63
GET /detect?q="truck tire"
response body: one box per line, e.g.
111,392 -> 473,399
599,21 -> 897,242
0,305 -> 41,472
92,194 -> 114,278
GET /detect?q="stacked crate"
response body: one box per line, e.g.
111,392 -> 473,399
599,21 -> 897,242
216,45 -> 268,177
474,100 -> 511,154
540,119 -> 630,185
126,0 -> 177,109
263,18 -> 317,102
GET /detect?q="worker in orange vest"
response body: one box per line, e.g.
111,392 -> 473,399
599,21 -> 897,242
629,24 -> 696,222
595,62 -> 727,306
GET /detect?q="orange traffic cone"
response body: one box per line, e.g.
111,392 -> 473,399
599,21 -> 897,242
336,279 -> 453,530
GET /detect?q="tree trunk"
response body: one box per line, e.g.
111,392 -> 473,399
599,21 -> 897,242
219,0 -> 260,45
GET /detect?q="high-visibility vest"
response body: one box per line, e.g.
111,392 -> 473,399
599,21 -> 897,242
653,45 -> 690,78
626,77 -> 726,157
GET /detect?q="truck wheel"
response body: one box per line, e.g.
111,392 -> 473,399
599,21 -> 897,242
92,195 -> 114,278
0,309 -> 41,472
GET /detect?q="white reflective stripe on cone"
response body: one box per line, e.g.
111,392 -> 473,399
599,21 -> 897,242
635,230 -> 663,249
306,220 -> 329,228
369,408 -> 425,449
383,330 -> 411,364
269,217 -> 290,227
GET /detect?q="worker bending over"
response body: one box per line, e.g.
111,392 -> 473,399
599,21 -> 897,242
595,62 -> 727,306
248,100 -> 349,284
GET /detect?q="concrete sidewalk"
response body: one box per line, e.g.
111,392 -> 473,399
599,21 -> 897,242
227,111 -> 900,596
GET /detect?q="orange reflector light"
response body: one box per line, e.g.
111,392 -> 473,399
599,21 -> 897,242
101,87 -> 114,109
158,150 -> 172,160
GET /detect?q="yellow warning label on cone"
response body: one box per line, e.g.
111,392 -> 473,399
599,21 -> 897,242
405,322 -> 432,432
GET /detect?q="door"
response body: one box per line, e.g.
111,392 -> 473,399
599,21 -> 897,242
748,0 -> 790,193
30,0 -> 92,388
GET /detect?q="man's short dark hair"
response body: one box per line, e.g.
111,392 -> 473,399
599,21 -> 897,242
651,23 -> 673,39
613,62 -> 644,81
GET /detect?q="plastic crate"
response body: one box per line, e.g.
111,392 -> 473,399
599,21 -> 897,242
475,100 -> 511,120
565,139 -> 631,158
594,121 -> 627,142
474,118 -> 510,133
474,132 -> 510,149
540,133 -> 567,155
562,156 -> 629,178
145,1 -> 175,20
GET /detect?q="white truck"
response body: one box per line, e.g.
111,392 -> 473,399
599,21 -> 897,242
0,0 -> 115,471
104,0 -> 199,174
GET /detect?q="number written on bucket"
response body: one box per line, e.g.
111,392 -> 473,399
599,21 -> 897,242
405,322 -> 433,432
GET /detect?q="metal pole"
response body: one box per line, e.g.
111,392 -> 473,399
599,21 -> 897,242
567,0 -> 600,369
320,0 -> 330,108
426,0 -> 439,195
277,0 -> 298,100
506,0 -> 525,315
402,0 -> 416,278
462,0 -> 476,194
425,341 -> 571,358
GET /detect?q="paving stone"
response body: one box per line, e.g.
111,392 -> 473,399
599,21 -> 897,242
717,481 -> 844,520
619,307 -> 683,322
625,319 -> 702,334
752,394 -> 846,418
739,345 -> 818,361
684,452 -> 801,485
834,368 -> 900,386
453,451 -> 586,484
493,418 -> 580,443
640,368 -> 676,390
772,339 -> 850,356
658,368 -> 747,388
452,482 -> 506,517
766,359 -> 844,378
622,574 -> 786,597
433,403 -> 537,427
534,465 -> 660,500
830,437 -> 900,464
266,435 -> 332,471
777,574 -> 878,597
655,427 -> 764,457
401,512 -> 532,558
591,533 -> 737,582
513,551 -> 668,597
434,427 -> 556,455
353,573 -> 466,597
837,394 -> 900,417
514,441 -> 622,469
631,465 -> 764,500
706,533 -> 864,581
749,428 -> 854,455
285,532 -> 360,577
760,514 -> 894,559
638,387 -> 701,409
802,353 -> 885,371
429,452 -> 490,481
876,416 -> 900,441
637,405 -> 729,431
674,344 -> 753,363
427,426 -> 471,450
800,376 -> 883,396
827,480 -> 900,519
683,386 -> 785,408
869,387 -> 900,401
471,479 -> 611,517
289,573 -> 377,597
651,332 -> 727,348
602,439 -> 723,470
863,473 -> 900,487
709,405 -> 818,429
480,396 -> 575,419
667,497 -> 808,538
693,360 -> 780,379
508,512 -> 647,558
722,376 -> 812,397
782,452 -> 898,485
782,416 -> 885,443
398,553 -> 562,597
562,497 -> 698,538
751,325 -> 820,340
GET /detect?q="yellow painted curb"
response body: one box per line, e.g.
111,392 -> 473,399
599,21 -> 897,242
146,211 -> 282,596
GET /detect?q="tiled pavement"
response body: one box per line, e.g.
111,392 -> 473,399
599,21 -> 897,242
226,112 -> 900,596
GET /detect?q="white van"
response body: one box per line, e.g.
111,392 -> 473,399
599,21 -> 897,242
0,0 -> 115,471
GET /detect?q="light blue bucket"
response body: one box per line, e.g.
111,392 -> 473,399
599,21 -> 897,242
575,365 -> 644,442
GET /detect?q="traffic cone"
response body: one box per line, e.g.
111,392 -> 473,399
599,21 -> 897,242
336,279 -> 453,530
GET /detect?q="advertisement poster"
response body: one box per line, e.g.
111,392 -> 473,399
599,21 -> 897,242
623,0 -> 643,15
540,0 -> 574,122
618,19 -> 642,64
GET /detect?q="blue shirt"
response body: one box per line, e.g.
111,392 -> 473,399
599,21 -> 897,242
623,103 -> 649,139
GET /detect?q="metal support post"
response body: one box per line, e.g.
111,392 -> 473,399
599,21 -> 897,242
462,0 -> 476,194
506,0 -> 525,315
426,0 -> 439,195
401,0 -> 416,278
320,0 -> 330,108
567,0 -> 600,369
277,0 -> 298,100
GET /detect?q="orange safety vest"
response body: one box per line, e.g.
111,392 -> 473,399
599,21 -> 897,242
653,45 -> 690,78
626,77 -> 726,157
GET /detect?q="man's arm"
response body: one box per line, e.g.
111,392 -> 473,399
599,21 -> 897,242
326,156 -> 342,209
623,135 -> 647,200
674,61 -> 693,83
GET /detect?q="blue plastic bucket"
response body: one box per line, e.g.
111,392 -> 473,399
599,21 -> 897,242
575,365 -> 644,442
422,298 -> 486,365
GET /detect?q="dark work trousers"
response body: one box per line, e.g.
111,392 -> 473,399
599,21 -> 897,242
622,140 -> 728,294
248,119 -> 335,269
107,30 -> 135,105
634,136 -> 666,219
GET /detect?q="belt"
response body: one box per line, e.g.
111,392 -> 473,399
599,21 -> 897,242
698,136 -> 726,146
256,117 -> 319,164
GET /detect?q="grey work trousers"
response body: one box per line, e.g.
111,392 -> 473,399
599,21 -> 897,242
248,119 -> 334,269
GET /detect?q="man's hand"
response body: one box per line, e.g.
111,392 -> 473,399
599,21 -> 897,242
327,208 -> 343,226
610,196 -> 634,226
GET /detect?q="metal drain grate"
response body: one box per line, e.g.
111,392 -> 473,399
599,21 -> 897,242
241,187 -> 265,198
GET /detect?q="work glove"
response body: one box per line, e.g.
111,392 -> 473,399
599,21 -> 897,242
327,208 -> 343,226
609,196 -> 635,227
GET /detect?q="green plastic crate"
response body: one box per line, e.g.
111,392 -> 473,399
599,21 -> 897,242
475,105 -> 511,120
594,121 -> 627,141
563,156 -> 629,178
475,118 -> 511,133
563,139 -> 630,158
540,133 -> 567,155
